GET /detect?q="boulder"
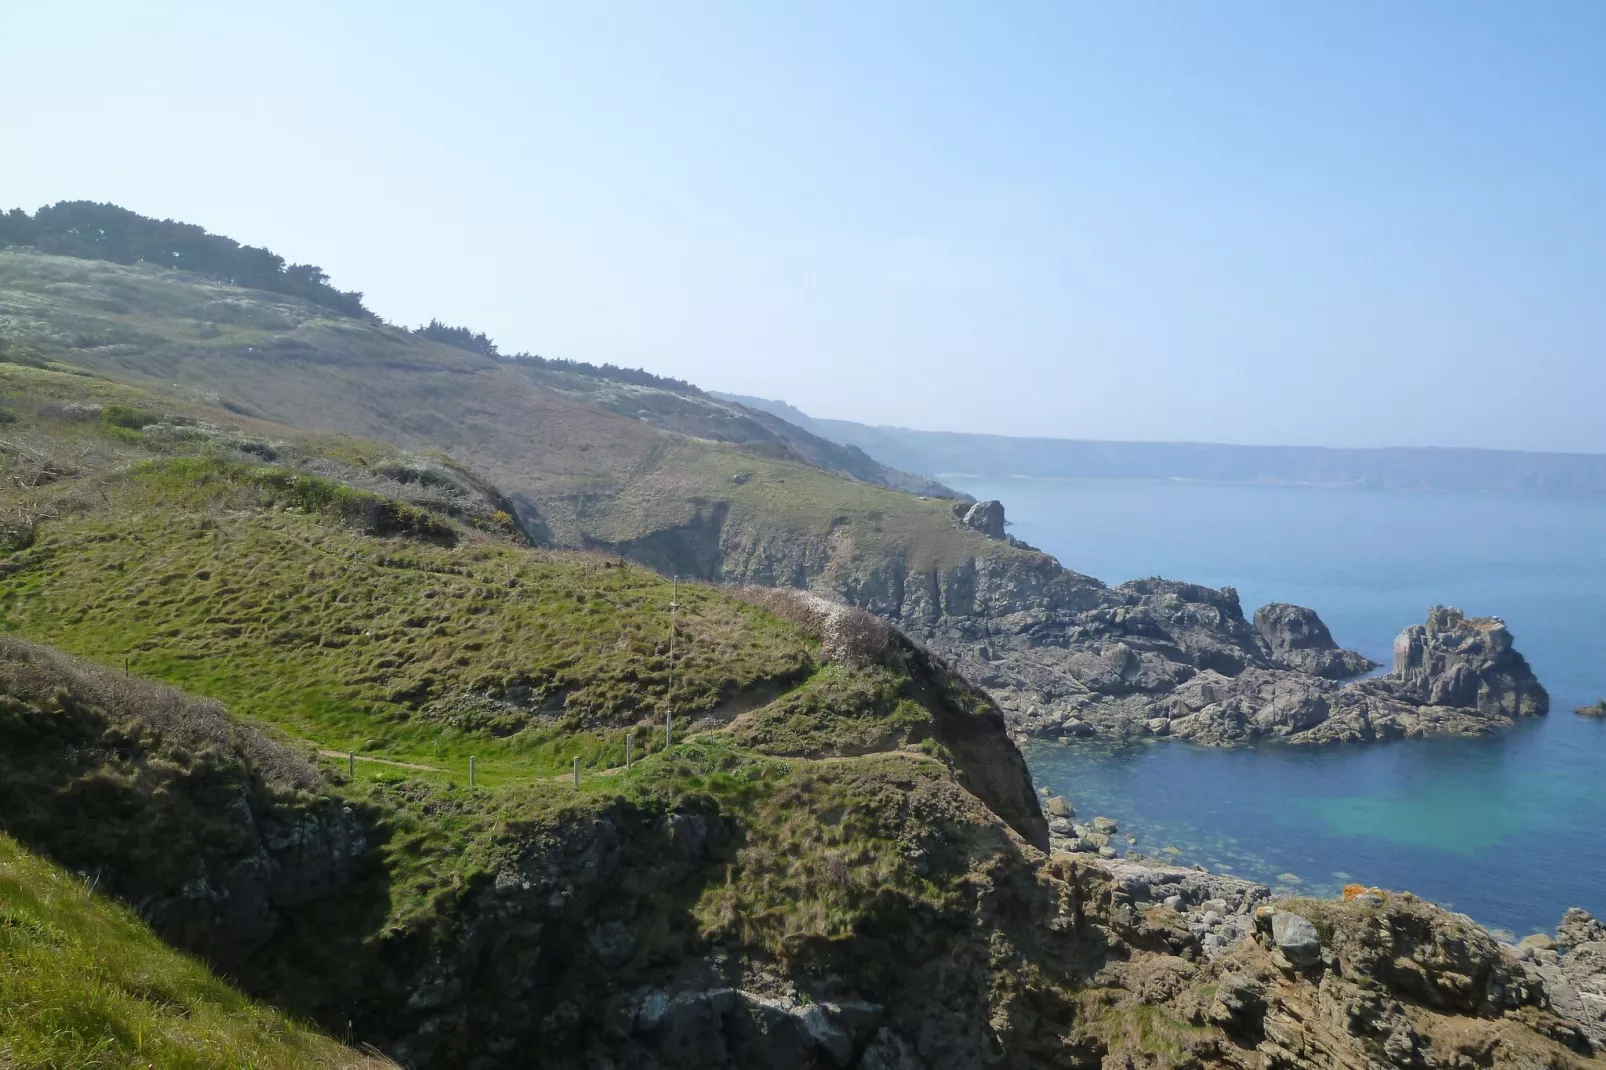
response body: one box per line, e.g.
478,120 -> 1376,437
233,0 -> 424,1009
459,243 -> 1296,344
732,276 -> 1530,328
1270,911 -> 1322,965
1389,606 -> 1549,719
1253,602 -> 1376,679
957,499 -> 1006,539
1045,795 -> 1075,819
1575,700 -> 1606,717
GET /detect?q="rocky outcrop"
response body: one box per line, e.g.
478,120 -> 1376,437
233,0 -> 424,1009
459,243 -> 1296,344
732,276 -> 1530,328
1070,854 -> 1602,1066
1254,602 -> 1376,679
904,571 -> 1547,744
1391,606 -> 1549,719
954,499 -> 1006,539
1538,909 -> 1606,1051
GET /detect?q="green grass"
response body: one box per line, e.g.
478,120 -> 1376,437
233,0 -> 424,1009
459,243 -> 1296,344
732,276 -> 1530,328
0,832 -> 395,1070
0,248 -> 1038,579
0,353 -> 1054,1058
0,499 -> 811,780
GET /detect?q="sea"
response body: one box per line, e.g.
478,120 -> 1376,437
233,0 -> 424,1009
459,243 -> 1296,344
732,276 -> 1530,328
944,475 -> 1606,939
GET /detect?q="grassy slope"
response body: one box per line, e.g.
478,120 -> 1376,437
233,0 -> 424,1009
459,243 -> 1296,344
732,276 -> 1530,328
0,359 -> 1050,1050
0,250 -> 1034,578
0,832 -> 393,1070
504,360 -> 959,498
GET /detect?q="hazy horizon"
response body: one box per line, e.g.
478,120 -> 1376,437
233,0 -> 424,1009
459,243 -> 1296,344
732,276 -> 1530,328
7,2 -> 1604,453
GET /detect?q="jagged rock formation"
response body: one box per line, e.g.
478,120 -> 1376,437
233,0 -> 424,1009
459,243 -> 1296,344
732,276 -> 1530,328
886,560 -> 1548,743
1392,606 -> 1550,719
1068,855 -> 1601,1067
1254,602 -> 1377,679
1535,908 -> 1606,1051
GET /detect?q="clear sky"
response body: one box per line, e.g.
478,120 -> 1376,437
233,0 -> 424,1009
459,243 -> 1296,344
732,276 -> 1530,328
5,2 -> 1604,452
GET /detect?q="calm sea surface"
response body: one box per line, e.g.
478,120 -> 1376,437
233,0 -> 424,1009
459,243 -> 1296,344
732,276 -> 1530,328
945,476 -> 1606,938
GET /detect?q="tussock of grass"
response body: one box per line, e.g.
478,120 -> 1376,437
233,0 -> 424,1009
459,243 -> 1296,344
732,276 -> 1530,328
0,832 -> 395,1070
0,491 -> 812,778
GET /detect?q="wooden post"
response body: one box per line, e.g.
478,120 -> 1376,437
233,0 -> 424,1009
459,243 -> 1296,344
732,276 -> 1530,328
572,755 -> 579,789
469,756 -> 476,788
124,657 -> 129,677
348,751 -> 355,778
626,735 -> 632,771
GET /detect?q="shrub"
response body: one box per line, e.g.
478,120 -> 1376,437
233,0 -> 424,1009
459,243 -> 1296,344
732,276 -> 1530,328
100,403 -> 161,431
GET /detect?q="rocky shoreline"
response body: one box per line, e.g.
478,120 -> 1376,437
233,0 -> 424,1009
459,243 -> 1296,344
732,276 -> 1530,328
1060,839 -> 1606,1060
876,503 -> 1552,747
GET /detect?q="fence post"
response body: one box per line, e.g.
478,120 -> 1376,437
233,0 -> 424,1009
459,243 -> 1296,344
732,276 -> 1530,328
348,751 -> 355,778
626,735 -> 632,772
469,755 -> 476,788
572,755 -> 579,789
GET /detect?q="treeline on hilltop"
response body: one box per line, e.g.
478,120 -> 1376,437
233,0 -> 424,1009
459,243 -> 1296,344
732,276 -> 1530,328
411,318 -> 703,394
0,201 -> 371,319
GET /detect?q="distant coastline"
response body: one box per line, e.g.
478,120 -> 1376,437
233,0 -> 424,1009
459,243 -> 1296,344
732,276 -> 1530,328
718,392 -> 1606,498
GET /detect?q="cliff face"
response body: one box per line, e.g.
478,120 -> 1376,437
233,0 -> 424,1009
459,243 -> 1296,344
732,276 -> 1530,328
1392,606 -> 1550,719
637,501 -> 1549,747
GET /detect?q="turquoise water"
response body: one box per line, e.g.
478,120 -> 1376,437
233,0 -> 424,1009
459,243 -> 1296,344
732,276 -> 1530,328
946,477 -> 1606,938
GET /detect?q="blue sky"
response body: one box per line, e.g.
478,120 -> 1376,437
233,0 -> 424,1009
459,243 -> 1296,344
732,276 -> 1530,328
5,1 -> 1604,451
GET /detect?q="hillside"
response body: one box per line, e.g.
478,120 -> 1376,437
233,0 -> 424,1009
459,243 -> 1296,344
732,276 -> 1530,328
2,225 -> 1604,1069
0,830 -> 393,1070
0,248 -> 1559,756
719,392 -> 1606,496
0,360 -> 1067,1065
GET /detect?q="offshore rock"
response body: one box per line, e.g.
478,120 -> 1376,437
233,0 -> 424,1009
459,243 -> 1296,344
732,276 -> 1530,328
1391,606 -> 1549,719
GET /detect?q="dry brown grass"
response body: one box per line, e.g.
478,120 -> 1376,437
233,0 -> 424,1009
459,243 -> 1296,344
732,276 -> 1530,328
732,585 -> 896,668
0,635 -> 322,792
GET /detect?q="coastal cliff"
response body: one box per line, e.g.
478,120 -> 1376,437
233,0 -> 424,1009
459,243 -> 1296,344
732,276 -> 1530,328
706,500 -> 1550,746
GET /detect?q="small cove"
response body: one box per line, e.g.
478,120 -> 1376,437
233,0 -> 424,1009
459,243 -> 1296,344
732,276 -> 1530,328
947,475 -> 1606,938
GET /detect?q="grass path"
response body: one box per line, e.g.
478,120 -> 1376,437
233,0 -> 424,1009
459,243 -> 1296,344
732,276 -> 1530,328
315,748 -> 440,772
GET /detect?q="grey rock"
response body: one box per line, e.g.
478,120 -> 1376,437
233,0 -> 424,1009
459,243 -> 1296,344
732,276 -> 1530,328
1271,911 -> 1322,965
1162,894 -> 1185,912
958,499 -> 1007,539
1254,602 -> 1376,678
1390,606 -> 1549,719
1045,795 -> 1075,819
1092,816 -> 1118,833
1559,908 -> 1606,950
